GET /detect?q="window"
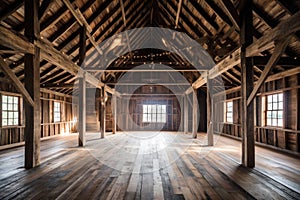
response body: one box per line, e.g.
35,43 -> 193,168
143,104 -> 166,123
54,102 -> 61,122
265,93 -> 283,126
225,101 -> 233,123
2,95 -> 19,126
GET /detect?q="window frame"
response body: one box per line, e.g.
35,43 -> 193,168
142,104 -> 167,123
53,101 -> 61,123
1,94 -> 20,127
263,93 -> 284,127
224,101 -> 233,123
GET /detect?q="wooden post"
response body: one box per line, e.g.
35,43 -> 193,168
207,78 -> 213,146
78,74 -> 86,146
192,89 -> 198,138
184,94 -> 188,134
100,87 -> 106,138
112,95 -> 117,134
24,0 -> 41,169
78,23 -> 86,146
240,0 -> 255,168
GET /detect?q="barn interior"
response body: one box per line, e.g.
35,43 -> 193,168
0,0 -> 300,199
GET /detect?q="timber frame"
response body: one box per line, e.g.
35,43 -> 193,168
0,0 -> 300,168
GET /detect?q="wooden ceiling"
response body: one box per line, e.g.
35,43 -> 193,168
0,0 -> 300,95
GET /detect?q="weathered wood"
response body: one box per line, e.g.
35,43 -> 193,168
192,90 -> 198,138
184,94 -> 188,134
0,56 -> 34,106
100,87 -> 106,138
175,0 -> 183,28
217,0 -> 240,31
240,0 -> 254,168
120,0 -> 127,27
247,37 -> 292,106
207,77 -> 213,146
24,0 -> 41,169
193,10 -> 300,88
0,0 -> 24,21
112,95 -> 117,134
79,25 -> 87,66
78,74 -> 86,146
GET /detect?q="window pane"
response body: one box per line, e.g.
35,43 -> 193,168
8,96 -> 13,103
8,111 -> 13,118
8,103 -> 13,110
278,101 -> 283,110
267,96 -> 273,103
278,93 -> 283,101
161,114 -> 166,123
272,118 -> 277,126
14,97 -> 18,104
267,119 -> 271,126
143,105 -> 147,113
157,114 -> 161,122
273,102 -> 278,110
147,113 -> 151,122
152,113 -> 156,122
267,111 -> 272,119
2,111 -> 7,118
268,103 -> 272,110
278,111 -> 283,119
151,105 -> 156,114
2,95 -> 7,102
2,103 -> 7,110
273,94 -> 277,102
8,118 -> 13,125
278,119 -> 283,126
162,105 -> 166,113
157,105 -> 161,113
2,119 -> 7,126
148,105 -> 151,113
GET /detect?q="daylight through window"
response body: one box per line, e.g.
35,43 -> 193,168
225,101 -> 233,123
54,102 -> 61,122
2,95 -> 19,126
265,93 -> 283,126
143,104 -> 166,123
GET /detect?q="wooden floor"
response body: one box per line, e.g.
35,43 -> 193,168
0,132 -> 299,200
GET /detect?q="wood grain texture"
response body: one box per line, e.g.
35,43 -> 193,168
0,132 -> 299,199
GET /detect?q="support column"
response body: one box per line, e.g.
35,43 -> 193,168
78,74 -> 86,146
100,87 -> 106,138
184,94 -> 188,134
207,78 -> 213,146
112,95 -> 117,134
192,89 -> 198,138
240,0 -> 255,167
24,0 -> 41,168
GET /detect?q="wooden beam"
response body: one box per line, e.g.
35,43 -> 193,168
175,0 -> 183,28
120,0 -> 127,27
192,89 -> 198,138
79,25 -> 86,66
0,56 -> 34,106
100,87 -> 106,138
39,0 -> 56,21
252,56 -> 300,66
247,37 -> 292,106
24,0 -> 40,169
207,77 -> 213,146
240,0 -> 254,168
61,0 -> 103,55
193,10 -> 300,89
0,26 -> 35,54
217,0 -> 240,31
0,1 -> 24,21
78,74 -> 86,146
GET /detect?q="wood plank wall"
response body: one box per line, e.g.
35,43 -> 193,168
0,82 -> 78,146
214,74 -> 300,153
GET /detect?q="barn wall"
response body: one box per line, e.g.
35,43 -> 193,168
214,73 -> 300,153
0,82 -> 77,146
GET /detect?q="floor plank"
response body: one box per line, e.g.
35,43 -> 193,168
0,132 -> 299,199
